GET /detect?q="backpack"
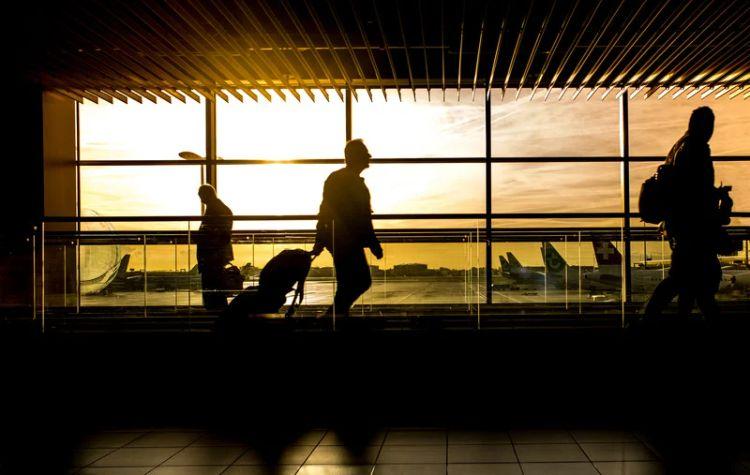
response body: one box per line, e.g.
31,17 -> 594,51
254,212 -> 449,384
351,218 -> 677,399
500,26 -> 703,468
638,163 -> 675,224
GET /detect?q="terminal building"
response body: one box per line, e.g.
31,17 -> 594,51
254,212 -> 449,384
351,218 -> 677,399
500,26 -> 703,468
2,1 -> 750,473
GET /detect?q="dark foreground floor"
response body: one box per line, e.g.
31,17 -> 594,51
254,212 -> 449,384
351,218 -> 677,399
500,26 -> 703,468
1,319 -> 749,474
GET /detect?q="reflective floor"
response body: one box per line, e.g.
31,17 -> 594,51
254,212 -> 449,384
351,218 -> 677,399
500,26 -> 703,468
69,427 -> 669,475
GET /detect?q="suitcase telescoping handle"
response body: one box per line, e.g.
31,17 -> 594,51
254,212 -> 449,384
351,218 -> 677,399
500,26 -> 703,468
285,251 -> 317,318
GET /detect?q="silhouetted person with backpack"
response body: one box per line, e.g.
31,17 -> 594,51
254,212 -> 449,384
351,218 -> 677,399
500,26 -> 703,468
196,184 -> 234,310
644,107 -> 731,324
312,139 -> 383,317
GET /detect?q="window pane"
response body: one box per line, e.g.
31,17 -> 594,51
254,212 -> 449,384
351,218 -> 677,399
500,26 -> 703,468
492,163 -> 622,213
79,99 -> 205,161
217,89 -> 344,159
490,88 -> 619,157
217,163 -> 485,216
352,89 -> 485,158
629,95 -> 750,156
80,166 -> 202,217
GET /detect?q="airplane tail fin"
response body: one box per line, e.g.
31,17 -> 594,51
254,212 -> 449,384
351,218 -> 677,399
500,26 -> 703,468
541,242 -> 568,273
593,240 -> 622,267
499,255 -> 511,273
506,252 -> 523,270
115,254 -> 130,280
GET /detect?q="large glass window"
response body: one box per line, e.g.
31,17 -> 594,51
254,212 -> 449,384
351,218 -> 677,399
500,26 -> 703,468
80,166 -> 203,218
629,95 -> 750,156
491,88 -> 620,157
79,99 -> 205,161
217,163 -> 485,216
63,87 -> 749,313
492,163 -> 621,214
217,89 -> 345,160
352,89 -> 485,158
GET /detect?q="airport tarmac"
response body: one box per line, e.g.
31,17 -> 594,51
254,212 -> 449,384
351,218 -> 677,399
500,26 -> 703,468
72,278 -> 748,309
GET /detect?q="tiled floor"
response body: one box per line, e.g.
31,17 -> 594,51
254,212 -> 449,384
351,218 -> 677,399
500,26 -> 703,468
67,427 -> 669,474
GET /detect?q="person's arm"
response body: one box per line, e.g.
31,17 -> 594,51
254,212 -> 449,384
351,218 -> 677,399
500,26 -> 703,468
362,187 -> 383,259
313,178 -> 333,256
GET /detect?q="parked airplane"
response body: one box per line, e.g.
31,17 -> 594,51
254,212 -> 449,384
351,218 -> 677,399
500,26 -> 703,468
588,240 -> 750,295
582,240 -> 666,292
494,252 -> 547,290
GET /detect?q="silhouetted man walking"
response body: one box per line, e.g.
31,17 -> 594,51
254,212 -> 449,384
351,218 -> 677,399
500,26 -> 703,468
644,107 -> 727,323
312,139 -> 383,317
196,184 -> 234,310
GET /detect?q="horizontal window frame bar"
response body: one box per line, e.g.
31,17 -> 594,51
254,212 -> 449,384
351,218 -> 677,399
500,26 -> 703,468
39,226 -> 750,244
76,156 -> 750,166
43,211 -> 750,222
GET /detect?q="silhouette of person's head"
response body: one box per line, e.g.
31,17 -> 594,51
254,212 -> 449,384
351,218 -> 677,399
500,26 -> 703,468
198,184 -> 218,204
344,139 -> 371,174
688,106 -> 715,143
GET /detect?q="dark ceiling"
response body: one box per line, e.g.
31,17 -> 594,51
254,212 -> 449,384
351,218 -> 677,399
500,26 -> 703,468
19,0 -> 750,102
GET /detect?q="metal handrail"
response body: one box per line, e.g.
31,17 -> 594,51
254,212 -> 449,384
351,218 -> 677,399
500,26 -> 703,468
75,155 -> 750,166
41,211 -> 750,222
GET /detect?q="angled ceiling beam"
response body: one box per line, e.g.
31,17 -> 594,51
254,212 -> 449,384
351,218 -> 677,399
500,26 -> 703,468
320,0 -> 372,100
503,0 -> 535,100
60,13 -> 169,91
530,0 -> 579,100
280,0 -> 343,101
471,2 -> 489,101
100,2 -> 213,96
53,89 -> 85,103
594,0 -> 672,99
517,0 -> 554,100
486,2 -> 511,100
578,0 -> 650,101
187,0 -> 278,101
456,0 -> 466,100
642,0 -> 740,92
559,0 -> 625,100
117,2 -> 229,95
665,19 -> 750,91
164,0 -> 258,101
256,0 -> 331,101
441,0 -> 446,100
625,0 -> 716,95
347,0 -> 378,100
233,0 -> 315,101
209,0 -> 296,101
131,88 -> 159,104
373,0 -> 402,101
611,0 -> 692,88
544,0 -> 603,101
417,0 -> 431,100
396,1 -> 417,101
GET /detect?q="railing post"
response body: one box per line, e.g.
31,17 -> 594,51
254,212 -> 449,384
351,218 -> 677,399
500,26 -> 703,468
485,88 -> 493,305
41,222 -> 45,333
619,89 -> 633,312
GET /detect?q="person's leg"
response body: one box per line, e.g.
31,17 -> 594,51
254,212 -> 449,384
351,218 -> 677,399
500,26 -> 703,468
676,289 -> 695,318
644,276 -> 678,320
332,248 -> 371,316
696,255 -> 722,325
201,258 -> 228,310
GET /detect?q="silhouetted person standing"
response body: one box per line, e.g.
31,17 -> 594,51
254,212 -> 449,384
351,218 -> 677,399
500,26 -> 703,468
312,139 -> 383,317
644,107 -> 726,323
196,184 -> 234,310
